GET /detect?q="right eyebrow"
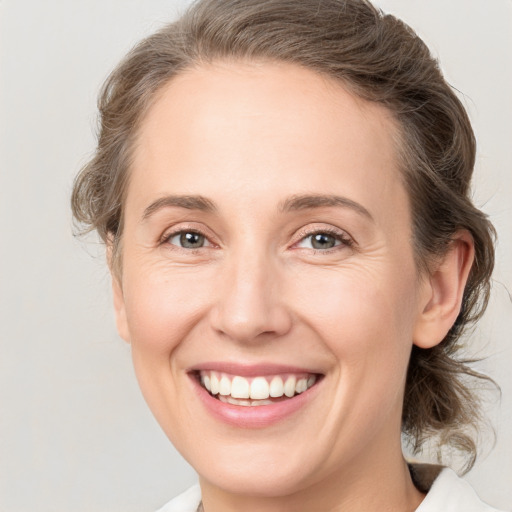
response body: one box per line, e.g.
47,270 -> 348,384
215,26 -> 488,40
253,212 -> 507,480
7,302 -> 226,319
141,195 -> 217,222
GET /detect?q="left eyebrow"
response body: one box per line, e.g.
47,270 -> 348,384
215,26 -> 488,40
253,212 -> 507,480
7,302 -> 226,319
278,194 -> 374,222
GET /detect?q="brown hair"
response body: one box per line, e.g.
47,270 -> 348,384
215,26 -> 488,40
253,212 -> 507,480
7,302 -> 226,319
71,0 -> 496,470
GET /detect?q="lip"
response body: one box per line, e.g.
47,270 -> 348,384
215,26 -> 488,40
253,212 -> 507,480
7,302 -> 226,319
187,363 -> 323,428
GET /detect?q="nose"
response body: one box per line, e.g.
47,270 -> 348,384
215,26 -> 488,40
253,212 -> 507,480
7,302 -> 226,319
209,250 -> 293,344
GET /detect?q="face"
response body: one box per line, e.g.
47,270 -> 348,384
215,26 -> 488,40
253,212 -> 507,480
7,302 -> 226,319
114,61 -> 430,497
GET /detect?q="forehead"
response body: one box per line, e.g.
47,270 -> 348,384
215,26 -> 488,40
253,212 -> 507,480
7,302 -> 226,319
128,60 -> 408,226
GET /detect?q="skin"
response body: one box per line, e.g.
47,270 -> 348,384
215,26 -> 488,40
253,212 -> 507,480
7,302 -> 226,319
112,61 -> 474,512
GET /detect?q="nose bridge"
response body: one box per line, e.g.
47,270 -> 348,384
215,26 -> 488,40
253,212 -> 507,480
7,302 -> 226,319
211,239 -> 291,342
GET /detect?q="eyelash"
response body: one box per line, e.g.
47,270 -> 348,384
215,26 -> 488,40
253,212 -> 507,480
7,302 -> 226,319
160,225 -> 354,254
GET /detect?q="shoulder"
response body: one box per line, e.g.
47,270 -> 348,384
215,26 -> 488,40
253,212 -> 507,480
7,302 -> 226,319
412,464 -> 507,512
154,483 -> 201,512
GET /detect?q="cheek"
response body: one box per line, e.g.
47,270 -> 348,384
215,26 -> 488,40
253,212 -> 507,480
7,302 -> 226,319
123,265 -> 213,355
291,264 -> 418,382
122,266 -> 215,436
295,265 -> 415,334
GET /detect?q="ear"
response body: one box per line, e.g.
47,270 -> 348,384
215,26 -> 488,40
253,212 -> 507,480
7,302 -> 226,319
107,237 -> 131,343
413,231 -> 475,349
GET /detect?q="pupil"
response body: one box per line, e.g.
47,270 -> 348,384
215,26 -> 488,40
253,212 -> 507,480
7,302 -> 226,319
180,232 -> 204,248
312,233 -> 335,249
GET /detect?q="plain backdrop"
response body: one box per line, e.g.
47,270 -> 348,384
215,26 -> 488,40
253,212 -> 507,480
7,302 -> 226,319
0,1 -> 511,511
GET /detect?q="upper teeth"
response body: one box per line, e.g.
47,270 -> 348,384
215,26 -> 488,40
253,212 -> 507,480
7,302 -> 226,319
200,371 -> 317,400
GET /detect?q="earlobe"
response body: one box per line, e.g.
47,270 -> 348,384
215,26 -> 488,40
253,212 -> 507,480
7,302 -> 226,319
413,231 -> 475,349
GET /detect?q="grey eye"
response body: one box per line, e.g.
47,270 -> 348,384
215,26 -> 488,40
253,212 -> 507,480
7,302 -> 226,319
168,231 -> 208,249
298,232 -> 341,250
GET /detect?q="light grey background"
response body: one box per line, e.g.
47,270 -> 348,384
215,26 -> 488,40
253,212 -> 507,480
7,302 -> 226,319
0,1 -> 510,511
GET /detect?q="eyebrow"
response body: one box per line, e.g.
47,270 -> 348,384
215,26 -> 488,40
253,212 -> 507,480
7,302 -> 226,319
278,193 -> 373,221
141,193 -> 373,222
141,195 -> 217,221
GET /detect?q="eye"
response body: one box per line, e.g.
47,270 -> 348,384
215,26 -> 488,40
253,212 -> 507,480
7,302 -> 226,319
165,230 -> 211,249
295,229 -> 352,251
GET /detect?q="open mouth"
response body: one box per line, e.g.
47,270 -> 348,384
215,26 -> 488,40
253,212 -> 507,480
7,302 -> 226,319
194,370 -> 321,407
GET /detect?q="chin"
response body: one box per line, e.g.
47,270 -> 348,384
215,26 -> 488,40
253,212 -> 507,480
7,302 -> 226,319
199,461 -> 315,498
179,432 -> 330,499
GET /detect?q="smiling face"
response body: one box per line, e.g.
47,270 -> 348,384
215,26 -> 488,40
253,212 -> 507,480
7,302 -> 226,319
113,61 -> 430,502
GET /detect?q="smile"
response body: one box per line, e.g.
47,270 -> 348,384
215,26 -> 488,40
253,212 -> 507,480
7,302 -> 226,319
198,371 -> 318,406
189,364 -> 323,427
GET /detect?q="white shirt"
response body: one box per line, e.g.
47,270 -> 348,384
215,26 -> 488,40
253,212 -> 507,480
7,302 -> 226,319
155,467 -> 507,512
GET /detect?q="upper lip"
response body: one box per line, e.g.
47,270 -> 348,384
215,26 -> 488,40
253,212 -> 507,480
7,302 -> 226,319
187,361 -> 322,377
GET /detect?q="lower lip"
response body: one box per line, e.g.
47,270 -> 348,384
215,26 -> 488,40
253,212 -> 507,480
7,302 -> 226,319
189,374 -> 322,428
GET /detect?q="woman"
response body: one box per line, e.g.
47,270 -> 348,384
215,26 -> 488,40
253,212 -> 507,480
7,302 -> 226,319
71,0 -> 505,510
